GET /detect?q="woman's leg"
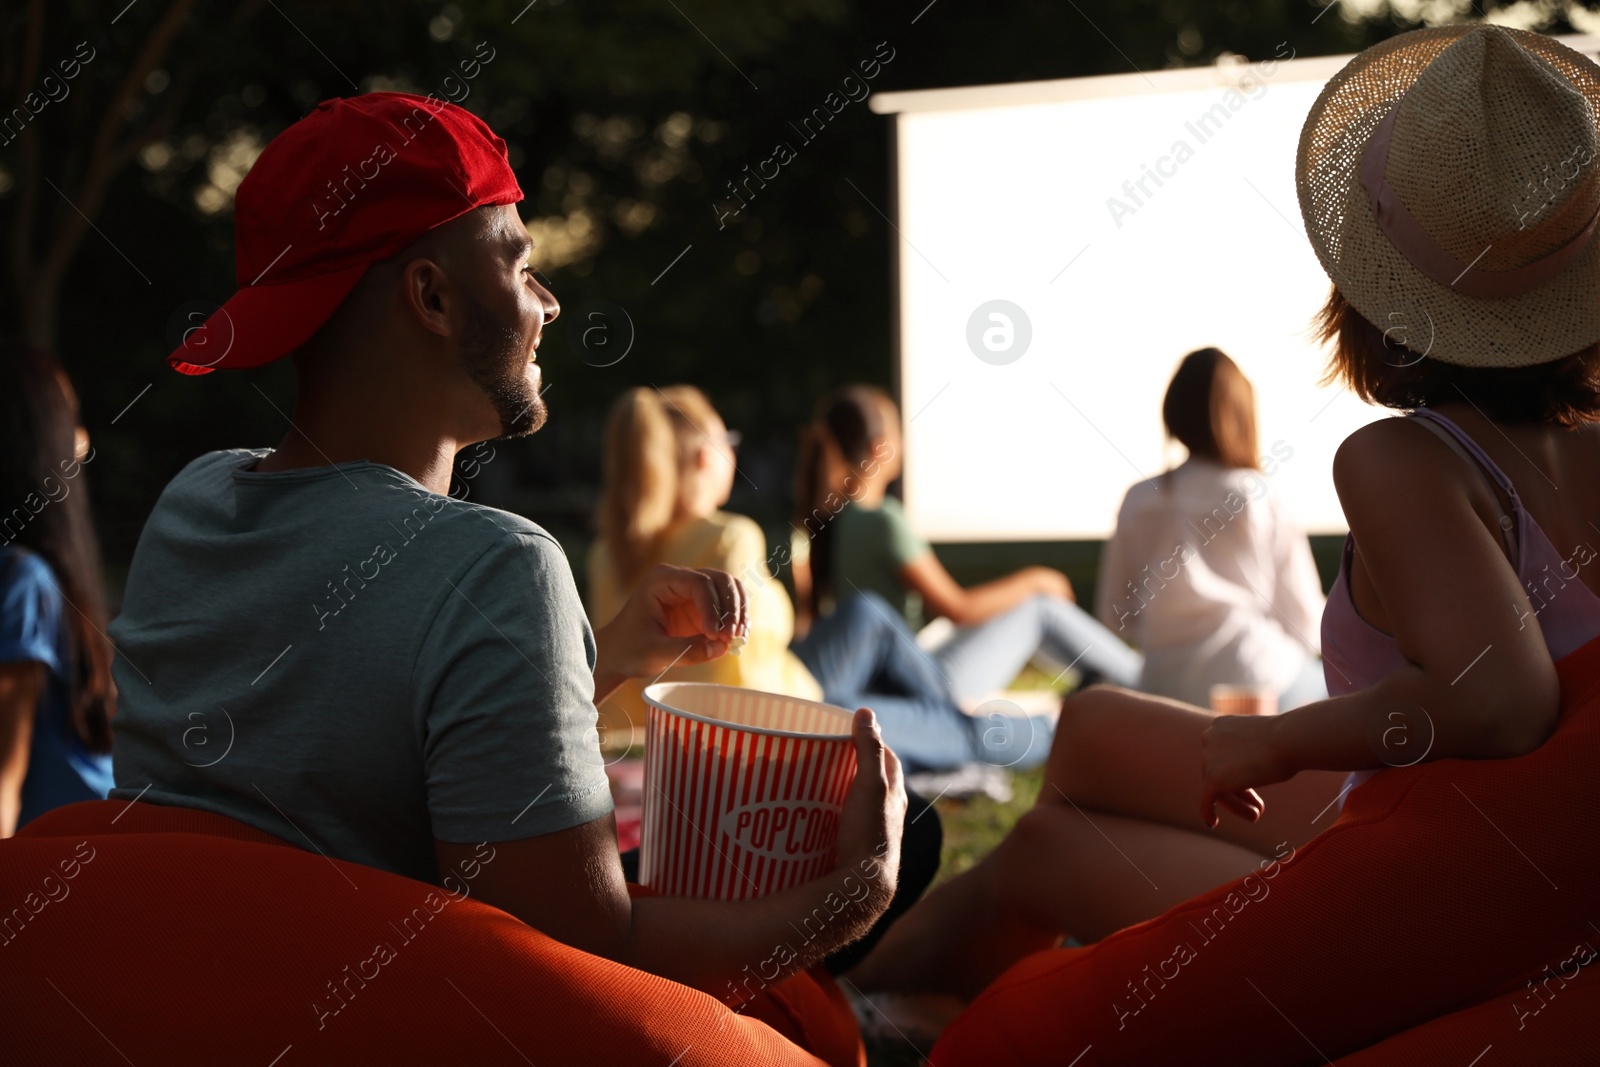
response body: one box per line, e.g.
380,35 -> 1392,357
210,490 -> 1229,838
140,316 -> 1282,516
844,593 -> 959,706
852,685 -> 1350,998
1044,685 -> 1349,855
847,836 -> 1058,999
797,594 -> 989,771
850,804 -> 1269,1000
1031,594 -> 1143,688
795,592 -> 953,706
863,691 -> 1055,772
932,595 -> 1142,706
931,600 -> 1046,706
847,692 -> 977,773
842,693 -> 1055,772
793,593 -> 898,698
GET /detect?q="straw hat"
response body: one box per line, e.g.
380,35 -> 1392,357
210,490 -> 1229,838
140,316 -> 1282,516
1297,25 -> 1600,367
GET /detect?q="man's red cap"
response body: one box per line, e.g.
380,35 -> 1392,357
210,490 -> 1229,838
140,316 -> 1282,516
168,92 -> 524,375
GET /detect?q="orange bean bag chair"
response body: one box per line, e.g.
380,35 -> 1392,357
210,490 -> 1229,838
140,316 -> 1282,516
0,800 -> 863,1067
1329,958 -> 1600,1065
931,634 -> 1600,1066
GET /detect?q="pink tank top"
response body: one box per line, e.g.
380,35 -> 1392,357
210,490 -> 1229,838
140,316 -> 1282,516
1322,408 -> 1600,697
1323,409 -> 1600,807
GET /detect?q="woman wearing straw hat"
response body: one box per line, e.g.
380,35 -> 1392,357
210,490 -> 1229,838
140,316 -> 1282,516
853,25 -> 1600,1062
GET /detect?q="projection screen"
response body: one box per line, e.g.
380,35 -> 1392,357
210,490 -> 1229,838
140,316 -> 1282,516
869,36 -> 1600,541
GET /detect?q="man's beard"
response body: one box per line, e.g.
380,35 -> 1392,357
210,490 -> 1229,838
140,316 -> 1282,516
459,287 -> 547,438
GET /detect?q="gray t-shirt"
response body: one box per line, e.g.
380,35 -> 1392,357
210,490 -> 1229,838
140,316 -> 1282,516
107,449 -> 613,884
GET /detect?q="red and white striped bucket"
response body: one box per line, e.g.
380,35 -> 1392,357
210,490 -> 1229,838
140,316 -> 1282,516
640,683 -> 857,900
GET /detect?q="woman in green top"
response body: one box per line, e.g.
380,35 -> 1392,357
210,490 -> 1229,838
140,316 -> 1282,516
794,386 -> 1142,723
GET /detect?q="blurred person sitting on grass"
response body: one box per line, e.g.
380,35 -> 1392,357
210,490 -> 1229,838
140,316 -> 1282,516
106,93 -> 905,1011
587,385 -> 822,734
791,385 -> 1142,769
0,342 -> 115,837
588,384 -> 965,776
1096,347 -> 1327,711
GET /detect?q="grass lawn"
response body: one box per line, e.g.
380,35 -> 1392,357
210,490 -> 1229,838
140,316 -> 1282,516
929,764 -> 1042,885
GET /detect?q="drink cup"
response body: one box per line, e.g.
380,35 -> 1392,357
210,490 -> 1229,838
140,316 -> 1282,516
640,682 -> 857,900
1209,685 -> 1278,717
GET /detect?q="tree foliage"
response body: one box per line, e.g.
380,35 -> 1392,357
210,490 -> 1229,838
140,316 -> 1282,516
3,0 -> 1584,578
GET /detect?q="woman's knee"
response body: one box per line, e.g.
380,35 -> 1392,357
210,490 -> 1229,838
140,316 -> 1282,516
1057,683 -> 1128,727
1018,592 -> 1070,621
1047,685 -> 1135,790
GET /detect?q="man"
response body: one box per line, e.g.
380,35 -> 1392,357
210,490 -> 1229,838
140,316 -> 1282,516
108,92 -> 904,1003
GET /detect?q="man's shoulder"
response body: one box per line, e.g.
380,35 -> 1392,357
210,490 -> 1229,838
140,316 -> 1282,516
160,451 -> 568,567
412,493 -> 579,594
166,448 -> 269,489
381,481 -> 565,563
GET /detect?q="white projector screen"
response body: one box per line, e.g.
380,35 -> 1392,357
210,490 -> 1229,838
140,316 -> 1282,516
870,41 -> 1596,541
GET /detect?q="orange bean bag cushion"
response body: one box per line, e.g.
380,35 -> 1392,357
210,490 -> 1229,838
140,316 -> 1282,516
0,800 -> 863,1067
1329,954 -> 1600,1065
931,634 -> 1600,1066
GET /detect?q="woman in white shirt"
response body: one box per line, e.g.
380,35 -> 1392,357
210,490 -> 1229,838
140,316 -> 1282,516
1094,348 -> 1326,710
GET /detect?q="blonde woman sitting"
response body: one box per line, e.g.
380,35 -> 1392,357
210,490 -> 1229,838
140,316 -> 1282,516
587,385 -> 820,741
589,386 -> 961,766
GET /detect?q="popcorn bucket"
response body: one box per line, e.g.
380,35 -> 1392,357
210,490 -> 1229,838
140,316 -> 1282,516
639,683 -> 858,900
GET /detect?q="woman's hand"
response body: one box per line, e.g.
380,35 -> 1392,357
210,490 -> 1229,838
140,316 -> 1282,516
592,565 -> 748,700
1198,713 -> 1289,829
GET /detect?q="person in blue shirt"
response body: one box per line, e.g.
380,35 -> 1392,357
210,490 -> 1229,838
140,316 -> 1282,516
0,341 -> 116,836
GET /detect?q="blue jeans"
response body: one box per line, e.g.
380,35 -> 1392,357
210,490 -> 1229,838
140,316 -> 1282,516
793,593 -> 1054,772
930,594 -> 1143,707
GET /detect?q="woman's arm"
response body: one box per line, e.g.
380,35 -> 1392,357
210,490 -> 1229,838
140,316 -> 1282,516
899,553 -> 1073,626
0,662 -> 43,838
1197,419 -> 1561,825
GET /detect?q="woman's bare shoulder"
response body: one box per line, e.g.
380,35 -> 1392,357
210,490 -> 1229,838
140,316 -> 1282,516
1332,415 -> 1457,498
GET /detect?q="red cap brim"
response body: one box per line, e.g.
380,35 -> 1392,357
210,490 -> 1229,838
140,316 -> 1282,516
167,262 -> 370,375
